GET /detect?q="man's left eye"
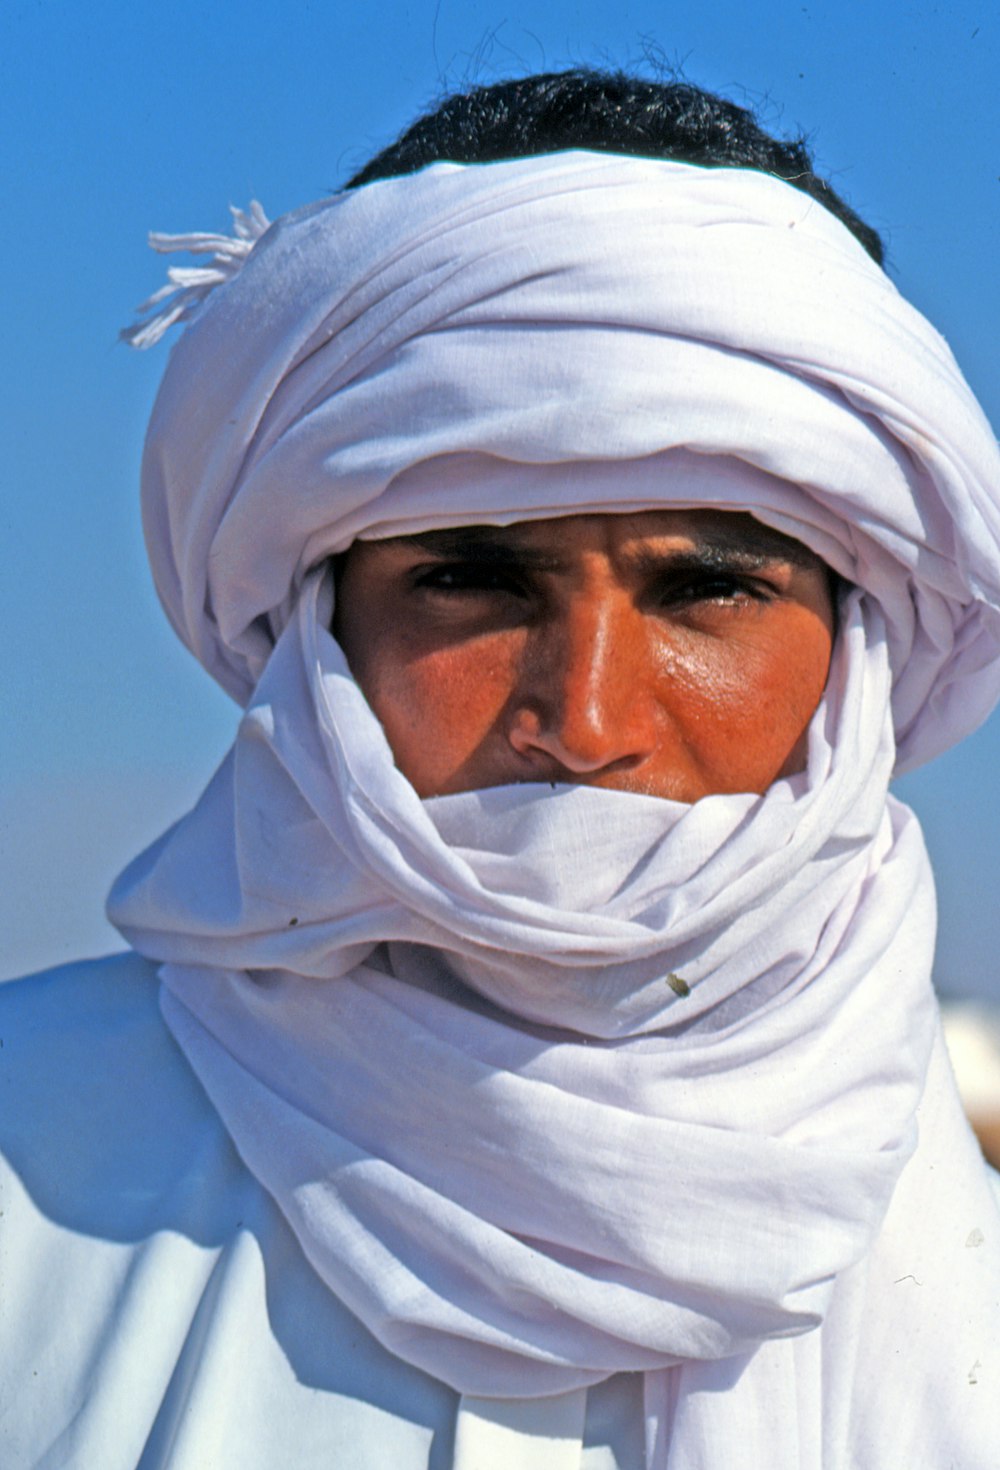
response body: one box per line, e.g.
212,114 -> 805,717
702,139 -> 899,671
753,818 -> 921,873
657,573 -> 773,608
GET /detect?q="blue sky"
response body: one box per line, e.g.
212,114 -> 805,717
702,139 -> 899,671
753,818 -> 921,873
3,0 -> 999,992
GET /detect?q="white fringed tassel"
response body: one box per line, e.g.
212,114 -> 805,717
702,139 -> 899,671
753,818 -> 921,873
122,200 -> 271,349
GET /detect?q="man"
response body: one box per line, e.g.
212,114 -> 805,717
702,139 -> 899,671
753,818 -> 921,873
2,70 -> 998,1468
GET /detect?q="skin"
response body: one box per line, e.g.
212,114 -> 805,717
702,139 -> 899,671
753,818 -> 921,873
334,509 -> 836,802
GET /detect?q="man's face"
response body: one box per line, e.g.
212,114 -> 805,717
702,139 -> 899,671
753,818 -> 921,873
334,509 -> 836,802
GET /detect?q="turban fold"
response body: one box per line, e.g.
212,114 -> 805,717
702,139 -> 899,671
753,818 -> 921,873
137,152 -> 1000,769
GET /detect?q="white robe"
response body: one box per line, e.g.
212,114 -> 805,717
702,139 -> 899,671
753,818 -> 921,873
0,954 -> 649,1469
2,952 -> 997,1468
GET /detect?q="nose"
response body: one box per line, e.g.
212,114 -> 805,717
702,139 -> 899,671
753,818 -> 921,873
507,590 -> 658,779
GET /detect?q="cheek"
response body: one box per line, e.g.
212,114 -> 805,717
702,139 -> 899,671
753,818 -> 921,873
353,635 -> 524,797
655,609 -> 833,791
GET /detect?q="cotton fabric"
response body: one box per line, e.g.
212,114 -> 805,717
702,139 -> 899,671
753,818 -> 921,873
105,154 -> 1000,1466
0,954 -> 639,1469
1,955 -> 995,1469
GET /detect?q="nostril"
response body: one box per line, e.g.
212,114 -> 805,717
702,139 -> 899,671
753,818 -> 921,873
508,700 -> 652,776
508,710 -> 542,758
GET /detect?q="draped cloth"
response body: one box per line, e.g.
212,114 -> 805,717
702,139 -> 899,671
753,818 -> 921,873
110,155 -> 1000,1466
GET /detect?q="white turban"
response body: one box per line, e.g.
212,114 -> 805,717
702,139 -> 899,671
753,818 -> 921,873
137,152 -> 1000,770
111,155 -> 1000,1468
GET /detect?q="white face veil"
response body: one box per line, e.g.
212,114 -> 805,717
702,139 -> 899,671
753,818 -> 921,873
110,154 -> 1000,1468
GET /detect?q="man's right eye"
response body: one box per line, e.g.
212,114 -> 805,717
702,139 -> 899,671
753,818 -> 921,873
412,562 -> 527,596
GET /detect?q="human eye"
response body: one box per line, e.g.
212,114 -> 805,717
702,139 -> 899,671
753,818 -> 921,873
655,565 -> 778,610
411,560 -> 528,599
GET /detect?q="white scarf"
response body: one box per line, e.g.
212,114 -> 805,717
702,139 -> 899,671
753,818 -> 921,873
111,154 -> 1000,1466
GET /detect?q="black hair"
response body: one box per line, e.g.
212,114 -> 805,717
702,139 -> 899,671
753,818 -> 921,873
346,68 -> 883,266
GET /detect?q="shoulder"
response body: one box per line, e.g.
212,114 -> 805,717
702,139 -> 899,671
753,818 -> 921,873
1,950 -> 178,1129
1,949 -> 210,1135
0,951 -> 249,1241
1,948 -> 165,1045
1,947 -> 162,1033
0,956 -> 457,1467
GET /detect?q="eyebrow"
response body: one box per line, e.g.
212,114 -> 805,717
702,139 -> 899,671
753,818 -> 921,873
390,527 -> 566,572
389,518 -> 823,572
652,518 -> 823,570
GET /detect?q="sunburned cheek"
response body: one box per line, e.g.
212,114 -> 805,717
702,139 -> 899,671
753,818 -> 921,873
360,638 -> 522,790
660,621 -> 833,789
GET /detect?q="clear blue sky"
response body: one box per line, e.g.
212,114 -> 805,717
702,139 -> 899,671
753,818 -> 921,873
3,0 -> 999,993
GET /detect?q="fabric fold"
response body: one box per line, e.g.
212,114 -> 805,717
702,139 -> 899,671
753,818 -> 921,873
133,153 -> 1000,771
109,153 -> 1000,1466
